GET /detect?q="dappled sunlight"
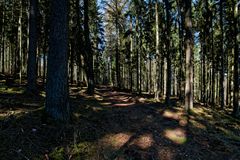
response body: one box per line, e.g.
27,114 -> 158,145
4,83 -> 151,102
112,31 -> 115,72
162,109 -> 180,120
157,147 -> 175,160
179,119 -> 188,127
138,97 -> 146,103
112,102 -> 135,107
100,132 -> 132,149
192,107 -> 213,120
0,86 -> 25,94
190,119 -> 206,130
92,106 -> 103,112
94,94 -> 103,101
164,128 -> 187,144
99,102 -> 112,106
131,133 -> 154,149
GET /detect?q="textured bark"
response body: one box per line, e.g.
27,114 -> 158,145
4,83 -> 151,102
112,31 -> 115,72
232,2 -> 239,117
45,0 -> 70,121
84,0 -> 95,95
177,0 -> 184,101
1,0 -> 5,74
211,10 -> 215,105
164,0 -> 171,105
136,14 -> 139,92
27,0 -> 38,93
184,0 -> 194,111
154,1 -> 160,100
18,0 -> 23,84
219,0 -> 225,109
130,15 -> 133,91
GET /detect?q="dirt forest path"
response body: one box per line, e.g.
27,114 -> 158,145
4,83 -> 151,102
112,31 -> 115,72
70,86 -> 240,160
0,85 -> 240,160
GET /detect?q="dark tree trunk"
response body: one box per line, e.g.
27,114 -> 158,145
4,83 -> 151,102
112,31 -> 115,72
177,0 -> 184,101
45,0 -> 70,122
164,0 -> 171,105
27,0 -> 38,94
219,0 -> 225,109
136,14 -> 139,92
211,10 -> 215,105
70,39 -> 74,84
84,0 -> 95,95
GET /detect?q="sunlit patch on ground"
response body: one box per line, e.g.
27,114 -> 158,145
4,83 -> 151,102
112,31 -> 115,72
157,147 -> 175,160
138,97 -> 146,103
179,119 -> 188,127
163,110 -> 180,120
112,102 -> 135,107
100,102 -> 112,106
100,132 -> 132,149
94,94 -> 103,101
164,128 -> 187,144
0,86 -> 25,94
131,133 -> 154,149
92,106 -> 103,111
192,107 -> 213,119
190,119 -> 206,130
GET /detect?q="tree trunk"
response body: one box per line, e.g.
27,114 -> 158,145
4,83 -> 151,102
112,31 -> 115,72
184,0 -> 194,111
45,0 -> 70,122
84,0 -> 95,95
27,0 -> 38,94
18,0 -> 23,84
1,0 -> 5,74
211,9 -> 215,105
232,2 -> 239,117
164,0 -> 171,105
155,1 -> 160,100
219,0 -> 225,109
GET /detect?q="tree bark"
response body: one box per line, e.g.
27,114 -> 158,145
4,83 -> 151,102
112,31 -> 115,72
27,0 -> 38,94
164,0 -> 171,105
219,0 -> 225,109
84,0 -> 95,94
155,1 -> 160,100
184,0 -> 194,111
45,0 -> 70,121
1,0 -> 5,74
232,2 -> 239,117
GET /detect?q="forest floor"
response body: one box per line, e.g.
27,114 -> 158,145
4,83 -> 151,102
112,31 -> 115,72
0,84 -> 240,160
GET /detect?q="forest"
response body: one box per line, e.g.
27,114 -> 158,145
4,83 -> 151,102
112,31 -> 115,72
0,0 -> 239,159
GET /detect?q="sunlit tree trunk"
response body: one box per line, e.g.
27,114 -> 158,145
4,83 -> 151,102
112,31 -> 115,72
18,0 -> 23,84
155,1 -> 160,100
184,0 -> 194,111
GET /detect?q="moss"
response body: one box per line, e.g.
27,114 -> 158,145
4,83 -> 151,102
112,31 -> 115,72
71,142 -> 97,159
49,147 -> 65,160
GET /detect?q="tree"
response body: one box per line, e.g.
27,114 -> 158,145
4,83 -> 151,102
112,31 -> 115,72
219,0 -> 225,109
163,0 -> 172,105
184,0 -> 194,111
232,1 -> 239,117
45,0 -> 70,121
84,0 -> 95,95
27,0 -> 38,94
